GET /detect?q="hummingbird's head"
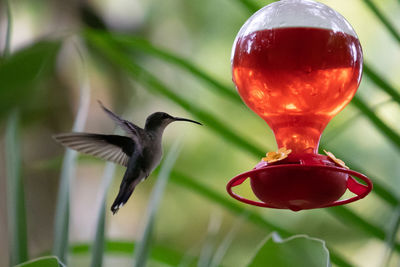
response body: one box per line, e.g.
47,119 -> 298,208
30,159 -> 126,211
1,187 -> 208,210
145,112 -> 202,132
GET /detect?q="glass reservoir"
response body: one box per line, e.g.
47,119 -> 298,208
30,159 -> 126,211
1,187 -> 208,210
227,0 -> 372,211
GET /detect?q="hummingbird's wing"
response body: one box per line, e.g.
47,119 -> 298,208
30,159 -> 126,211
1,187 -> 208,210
98,101 -> 143,146
54,133 -> 135,167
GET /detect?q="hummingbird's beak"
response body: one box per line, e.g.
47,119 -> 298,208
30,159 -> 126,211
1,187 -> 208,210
173,117 -> 202,125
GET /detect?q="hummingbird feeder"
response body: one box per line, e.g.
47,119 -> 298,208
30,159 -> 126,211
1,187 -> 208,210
227,0 -> 372,211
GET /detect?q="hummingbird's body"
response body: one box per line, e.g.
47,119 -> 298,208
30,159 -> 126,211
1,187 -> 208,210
54,102 -> 201,214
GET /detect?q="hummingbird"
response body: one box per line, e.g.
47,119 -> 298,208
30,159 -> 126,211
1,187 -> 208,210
54,101 -> 202,214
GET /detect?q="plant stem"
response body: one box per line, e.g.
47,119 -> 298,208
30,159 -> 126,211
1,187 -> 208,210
5,110 -> 28,265
380,205 -> 400,267
52,63 -> 90,263
3,0 -> 12,58
90,163 -> 116,267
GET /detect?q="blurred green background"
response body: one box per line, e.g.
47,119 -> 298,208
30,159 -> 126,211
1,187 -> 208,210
1,0 -> 400,266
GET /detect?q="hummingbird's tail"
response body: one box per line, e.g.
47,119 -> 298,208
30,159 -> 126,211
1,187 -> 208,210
111,181 -> 136,214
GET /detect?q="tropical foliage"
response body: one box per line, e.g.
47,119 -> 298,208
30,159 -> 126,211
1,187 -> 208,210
1,0 -> 400,266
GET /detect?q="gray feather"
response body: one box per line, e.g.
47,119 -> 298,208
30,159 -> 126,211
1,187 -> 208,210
53,133 -> 135,166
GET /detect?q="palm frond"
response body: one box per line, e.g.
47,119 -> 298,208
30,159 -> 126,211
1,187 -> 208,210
362,0 -> 400,43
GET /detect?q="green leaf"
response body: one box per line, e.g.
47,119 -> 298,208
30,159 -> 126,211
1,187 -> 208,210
247,232 -> 330,267
351,95 -> 400,152
5,110 -> 28,265
0,41 -> 60,118
15,256 -> 65,267
52,78 -> 91,263
322,98 -> 393,145
94,31 -> 241,104
90,163 -> 116,267
231,0 -> 261,14
363,63 -> 400,106
133,140 -> 183,267
362,0 -> 400,44
327,206 -> 385,241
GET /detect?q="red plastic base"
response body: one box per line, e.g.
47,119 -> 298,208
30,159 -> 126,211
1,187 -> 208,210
226,153 -> 372,211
